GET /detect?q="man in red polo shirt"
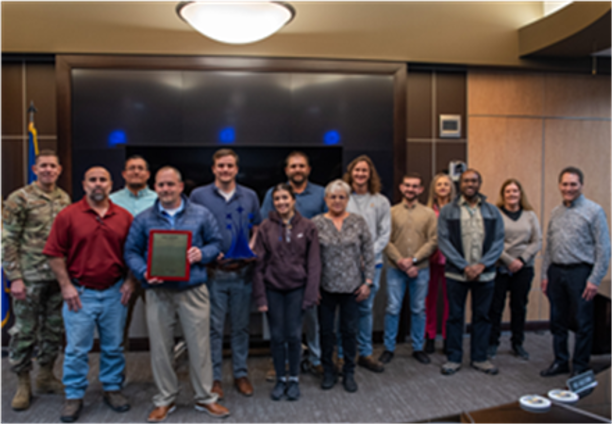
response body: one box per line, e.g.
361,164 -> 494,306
44,166 -> 135,423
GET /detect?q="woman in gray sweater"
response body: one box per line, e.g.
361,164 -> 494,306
312,179 -> 375,393
488,179 -> 542,360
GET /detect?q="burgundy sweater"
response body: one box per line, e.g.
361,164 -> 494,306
252,211 -> 321,310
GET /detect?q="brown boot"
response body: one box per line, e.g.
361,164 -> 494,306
60,399 -> 83,423
12,371 -> 32,411
36,363 -> 64,394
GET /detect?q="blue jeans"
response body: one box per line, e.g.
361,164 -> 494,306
303,306 -> 321,366
383,267 -> 429,352
62,280 -> 127,400
337,266 -> 382,358
209,268 -> 252,381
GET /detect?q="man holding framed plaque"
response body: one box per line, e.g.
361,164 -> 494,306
124,166 -> 229,422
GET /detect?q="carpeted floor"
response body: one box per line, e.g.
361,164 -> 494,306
2,331 -> 610,423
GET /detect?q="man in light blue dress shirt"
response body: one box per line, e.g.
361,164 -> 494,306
110,155 -> 158,349
110,155 -> 158,217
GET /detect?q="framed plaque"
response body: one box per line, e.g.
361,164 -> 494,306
146,230 -> 192,281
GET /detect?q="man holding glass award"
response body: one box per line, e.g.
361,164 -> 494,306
124,166 -> 229,422
189,149 -> 262,399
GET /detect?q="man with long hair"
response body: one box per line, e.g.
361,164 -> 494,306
340,155 -> 391,373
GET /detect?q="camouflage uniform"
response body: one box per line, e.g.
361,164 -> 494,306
2,182 -> 71,374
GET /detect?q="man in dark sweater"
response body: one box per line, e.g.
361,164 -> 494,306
437,169 -> 504,376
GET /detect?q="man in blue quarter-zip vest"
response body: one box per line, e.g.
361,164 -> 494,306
124,166 -> 229,422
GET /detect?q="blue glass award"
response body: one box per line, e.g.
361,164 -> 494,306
224,206 -> 256,260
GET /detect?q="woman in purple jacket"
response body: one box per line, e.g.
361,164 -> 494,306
253,183 -> 321,401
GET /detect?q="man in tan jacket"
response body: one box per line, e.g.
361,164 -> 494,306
379,173 -> 437,365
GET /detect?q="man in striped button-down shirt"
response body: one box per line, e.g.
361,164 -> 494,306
540,166 -> 611,378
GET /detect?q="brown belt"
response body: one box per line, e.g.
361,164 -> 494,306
208,260 -> 252,273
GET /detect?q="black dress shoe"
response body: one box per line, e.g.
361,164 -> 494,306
321,373 -> 337,390
540,362 -> 570,377
512,344 -> 530,360
412,351 -> 431,364
424,338 -> 435,354
342,374 -> 358,393
378,350 -> 394,364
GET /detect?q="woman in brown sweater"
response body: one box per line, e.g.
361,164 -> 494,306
253,183 -> 321,401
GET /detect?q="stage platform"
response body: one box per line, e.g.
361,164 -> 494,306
2,331 -> 610,423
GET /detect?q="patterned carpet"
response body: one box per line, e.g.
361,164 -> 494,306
2,331 -> 610,423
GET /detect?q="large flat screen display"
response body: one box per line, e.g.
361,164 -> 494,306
71,69 -> 394,201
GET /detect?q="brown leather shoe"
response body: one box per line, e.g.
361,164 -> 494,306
234,377 -> 253,396
195,401 -> 230,418
147,404 -> 176,423
211,380 -> 224,400
357,355 -> 385,373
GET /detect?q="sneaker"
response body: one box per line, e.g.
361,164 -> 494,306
512,344 -> 529,360
471,360 -> 499,375
441,361 -> 461,376
357,355 -> 384,373
342,374 -> 358,393
270,380 -> 286,401
424,338 -> 435,354
286,381 -> 300,401
378,350 -> 394,364
321,373 -> 337,390
487,344 -> 498,359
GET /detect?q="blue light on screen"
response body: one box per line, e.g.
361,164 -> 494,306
323,130 -> 341,145
219,127 -> 236,144
108,130 -> 127,147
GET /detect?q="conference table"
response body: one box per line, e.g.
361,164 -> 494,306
426,368 -> 611,423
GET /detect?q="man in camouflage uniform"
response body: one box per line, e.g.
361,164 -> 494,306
2,150 -> 71,411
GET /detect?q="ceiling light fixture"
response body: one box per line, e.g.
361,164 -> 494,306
176,1 -> 295,45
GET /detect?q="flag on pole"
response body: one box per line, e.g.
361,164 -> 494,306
27,119 -> 39,184
1,269 -> 10,328
0,196 -> 11,329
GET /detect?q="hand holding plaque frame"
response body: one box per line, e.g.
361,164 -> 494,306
146,230 -> 192,281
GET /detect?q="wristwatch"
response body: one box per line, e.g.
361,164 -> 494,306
365,282 -> 374,289
412,257 -> 419,265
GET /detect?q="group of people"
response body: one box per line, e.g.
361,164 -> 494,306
2,147 -> 610,423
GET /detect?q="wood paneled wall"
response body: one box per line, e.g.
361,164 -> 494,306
2,61 -> 57,199
406,70 -> 467,204
468,70 -> 612,322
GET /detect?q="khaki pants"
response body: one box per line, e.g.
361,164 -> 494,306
146,284 -> 217,407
